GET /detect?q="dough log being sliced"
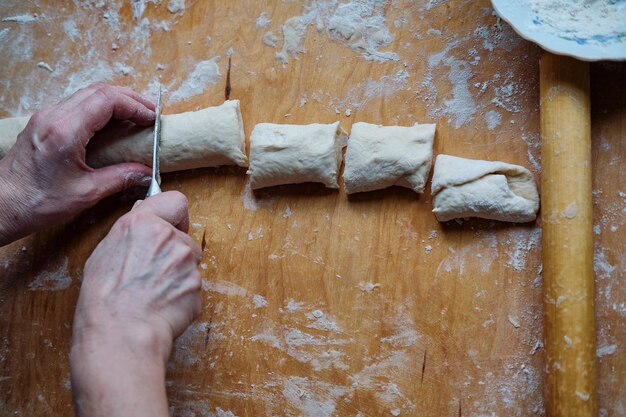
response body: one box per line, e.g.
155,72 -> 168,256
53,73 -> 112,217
431,154 -> 539,223
247,122 -> 343,190
0,100 -> 248,172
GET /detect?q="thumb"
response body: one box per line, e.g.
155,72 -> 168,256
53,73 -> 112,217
90,162 -> 152,200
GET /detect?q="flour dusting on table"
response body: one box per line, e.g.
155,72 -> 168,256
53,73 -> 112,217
27,257 -> 71,291
274,0 -> 398,65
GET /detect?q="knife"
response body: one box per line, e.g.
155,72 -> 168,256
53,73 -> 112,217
146,85 -> 162,197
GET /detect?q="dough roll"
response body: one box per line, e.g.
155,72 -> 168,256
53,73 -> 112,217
431,154 -> 540,223
247,122 -> 343,190
0,100 -> 247,172
343,122 -> 436,194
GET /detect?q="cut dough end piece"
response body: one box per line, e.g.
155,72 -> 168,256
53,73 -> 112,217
247,122 -> 343,190
431,154 -> 539,223
343,122 -> 436,194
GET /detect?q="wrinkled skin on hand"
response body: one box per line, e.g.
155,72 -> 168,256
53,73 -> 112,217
70,192 -> 203,417
0,83 -> 205,417
0,83 -> 156,246
74,191 -> 203,357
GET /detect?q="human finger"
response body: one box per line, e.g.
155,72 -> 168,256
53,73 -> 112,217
131,191 -> 190,232
57,86 -> 156,146
56,84 -> 155,116
173,228 -> 203,263
112,85 -> 156,110
45,83 -> 109,121
132,200 -> 144,210
89,162 -> 152,201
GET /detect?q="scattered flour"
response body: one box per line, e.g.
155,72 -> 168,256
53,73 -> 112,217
259,326 -> 351,371
262,31 -> 278,48
241,180 -> 276,211
306,310 -> 342,333
250,330 -> 283,349
286,299 -> 305,312
596,344 -> 617,358
594,250 -> 615,280
173,322 -> 209,366
253,294 -> 269,309
505,228 -> 541,273
485,110 -> 502,130
0,28 -> 9,41
142,76 -> 171,101
508,315 -> 521,329
54,19 -> 80,42
256,12 -> 271,29
2,15 -> 38,24
167,0 -> 185,14
36,62 -> 54,72
274,0 -> 398,65
282,377 -> 348,417
424,39 -> 477,129
169,402 -> 237,417
358,282 -> 381,292
276,16 -> 310,64
168,58 -> 221,103
439,58 -> 475,129
427,28 -> 442,37
63,59 -> 115,97
562,202 -> 579,219
380,329 -> 419,349
521,133 -> 542,173
333,68 -> 409,111
28,257 -> 71,291
325,0 -> 399,63
131,0 -> 159,21
0,1 -> 211,115
203,280 -> 247,297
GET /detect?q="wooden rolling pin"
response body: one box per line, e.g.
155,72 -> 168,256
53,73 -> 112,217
540,53 -> 597,417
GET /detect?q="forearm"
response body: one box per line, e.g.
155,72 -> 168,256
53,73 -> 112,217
70,325 -> 171,417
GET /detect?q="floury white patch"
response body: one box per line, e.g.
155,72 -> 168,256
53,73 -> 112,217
273,0 -> 399,65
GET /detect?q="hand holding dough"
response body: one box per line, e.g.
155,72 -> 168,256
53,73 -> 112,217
431,154 -> 539,223
0,100 -> 247,172
343,122 -> 436,194
247,122 -> 343,190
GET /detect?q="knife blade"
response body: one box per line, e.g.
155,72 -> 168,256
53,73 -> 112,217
146,85 -> 162,197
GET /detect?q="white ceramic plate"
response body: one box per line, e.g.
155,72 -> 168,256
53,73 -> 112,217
491,0 -> 626,61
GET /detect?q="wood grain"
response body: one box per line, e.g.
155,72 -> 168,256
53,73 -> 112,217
0,1 -> 624,416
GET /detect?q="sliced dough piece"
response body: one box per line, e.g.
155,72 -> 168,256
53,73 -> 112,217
247,122 -> 342,190
343,122 -> 436,194
431,154 -> 539,223
0,116 -> 29,159
0,100 -> 247,172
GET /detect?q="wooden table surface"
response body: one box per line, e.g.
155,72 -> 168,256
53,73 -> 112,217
0,1 -> 624,416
